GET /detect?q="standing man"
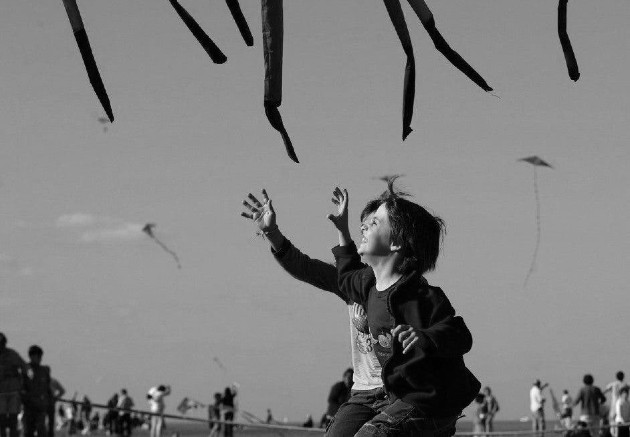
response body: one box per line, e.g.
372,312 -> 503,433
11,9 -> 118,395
116,389 -> 134,437
531,380 -> 548,435
0,333 -> 28,437
483,386 -> 500,434
22,345 -> 52,437
574,374 -> 606,437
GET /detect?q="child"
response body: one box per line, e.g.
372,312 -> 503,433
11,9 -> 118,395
327,182 -> 480,437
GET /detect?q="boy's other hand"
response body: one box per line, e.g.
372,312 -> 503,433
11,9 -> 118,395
241,189 -> 276,232
392,324 -> 421,355
327,187 -> 350,233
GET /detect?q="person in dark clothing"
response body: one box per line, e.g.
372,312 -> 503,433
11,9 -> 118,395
208,393 -> 222,437
322,369 -> 353,428
221,387 -> 235,437
327,182 -> 480,437
105,393 -> 119,436
0,333 -> 28,437
22,345 -> 52,437
574,374 -> 606,437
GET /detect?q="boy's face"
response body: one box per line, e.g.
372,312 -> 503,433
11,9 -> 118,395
29,353 -> 42,365
358,203 -> 395,259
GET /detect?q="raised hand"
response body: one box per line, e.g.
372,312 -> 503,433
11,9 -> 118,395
326,187 -> 349,233
240,189 -> 276,232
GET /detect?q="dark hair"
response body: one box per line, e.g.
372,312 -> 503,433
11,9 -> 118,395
343,368 -> 354,377
583,374 -> 594,385
363,176 -> 445,275
475,393 -> 485,403
0,333 -> 6,346
157,385 -> 166,392
121,389 -> 128,395
617,371 -> 625,381
28,345 -> 43,356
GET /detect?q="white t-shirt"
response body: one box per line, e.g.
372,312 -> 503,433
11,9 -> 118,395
607,381 -> 628,417
531,386 -> 545,413
147,387 -> 170,413
348,303 -> 382,391
615,398 -> 630,423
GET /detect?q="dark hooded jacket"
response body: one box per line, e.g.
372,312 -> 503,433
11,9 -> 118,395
332,243 -> 480,416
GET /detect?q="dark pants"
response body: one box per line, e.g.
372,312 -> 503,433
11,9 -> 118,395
355,399 -> 459,437
223,412 -> 233,437
108,412 -> 119,435
0,414 -> 19,437
23,408 -> 48,437
47,404 -> 56,437
118,414 -> 132,437
618,426 -> 629,437
326,388 -> 390,437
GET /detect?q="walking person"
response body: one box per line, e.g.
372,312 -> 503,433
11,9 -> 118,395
561,389 -> 574,429
220,387 -> 235,437
574,374 -> 606,437
472,393 -> 487,437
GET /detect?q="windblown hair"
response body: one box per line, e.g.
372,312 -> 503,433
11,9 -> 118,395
583,374 -> 594,385
361,176 -> 445,275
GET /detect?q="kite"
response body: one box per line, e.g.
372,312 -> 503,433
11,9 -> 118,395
213,356 -> 227,372
142,223 -> 182,269
61,0 -> 114,122
519,156 -> 553,286
176,397 -> 205,415
558,0 -> 579,81
262,0 -> 298,163
225,0 -> 254,46
169,0 -> 227,64
384,0 -> 493,139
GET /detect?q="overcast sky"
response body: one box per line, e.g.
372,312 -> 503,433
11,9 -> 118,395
1,0 -> 629,422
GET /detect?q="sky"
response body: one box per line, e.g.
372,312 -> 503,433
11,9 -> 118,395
1,0 -> 630,423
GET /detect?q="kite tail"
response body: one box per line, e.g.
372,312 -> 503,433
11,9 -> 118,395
558,0 -> 580,81
61,0 -> 114,122
383,0 -> 416,140
153,237 -> 182,269
169,0 -> 227,64
524,168 -> 541,287
262,0 -> 298,163
406,0 -> 493,92
225,0 -> 254,46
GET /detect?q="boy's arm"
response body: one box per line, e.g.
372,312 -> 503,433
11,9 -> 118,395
241,189 -> 347,301
327,187 -> 372,304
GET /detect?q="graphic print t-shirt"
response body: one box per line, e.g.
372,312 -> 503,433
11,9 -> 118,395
348,303 -> 382,391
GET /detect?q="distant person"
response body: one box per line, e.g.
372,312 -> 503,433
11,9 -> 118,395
265,409 -> 273,424
80,396 -> 92,435
614,387 -> 630,437
302,415 -> 313,428
531,379 -> 548,435
208,393 -> 222,437
0,333 -> 28,437
483,386 -> 500,433
322,368 -> 353,429
605,372 -> 629,437
105,393 -> 119,436
117,389 -> 134,437
220,387 -> 235,437
22,345 -> 52,437
147,385 -> 170,437
88,413 -> 99,432
472,393 -> 487,437
561,389 -> 574,429
573,374 -> 606,437
48,378 -> 65,437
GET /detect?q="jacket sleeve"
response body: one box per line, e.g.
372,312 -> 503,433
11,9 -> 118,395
273,238 -> 347,303
331,243 -> 372,305
413,290 -> 473,357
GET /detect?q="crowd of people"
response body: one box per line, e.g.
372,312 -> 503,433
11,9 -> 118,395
526,372 -> 630,437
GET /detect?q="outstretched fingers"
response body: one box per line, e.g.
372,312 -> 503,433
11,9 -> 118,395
248,193 -> 263,208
